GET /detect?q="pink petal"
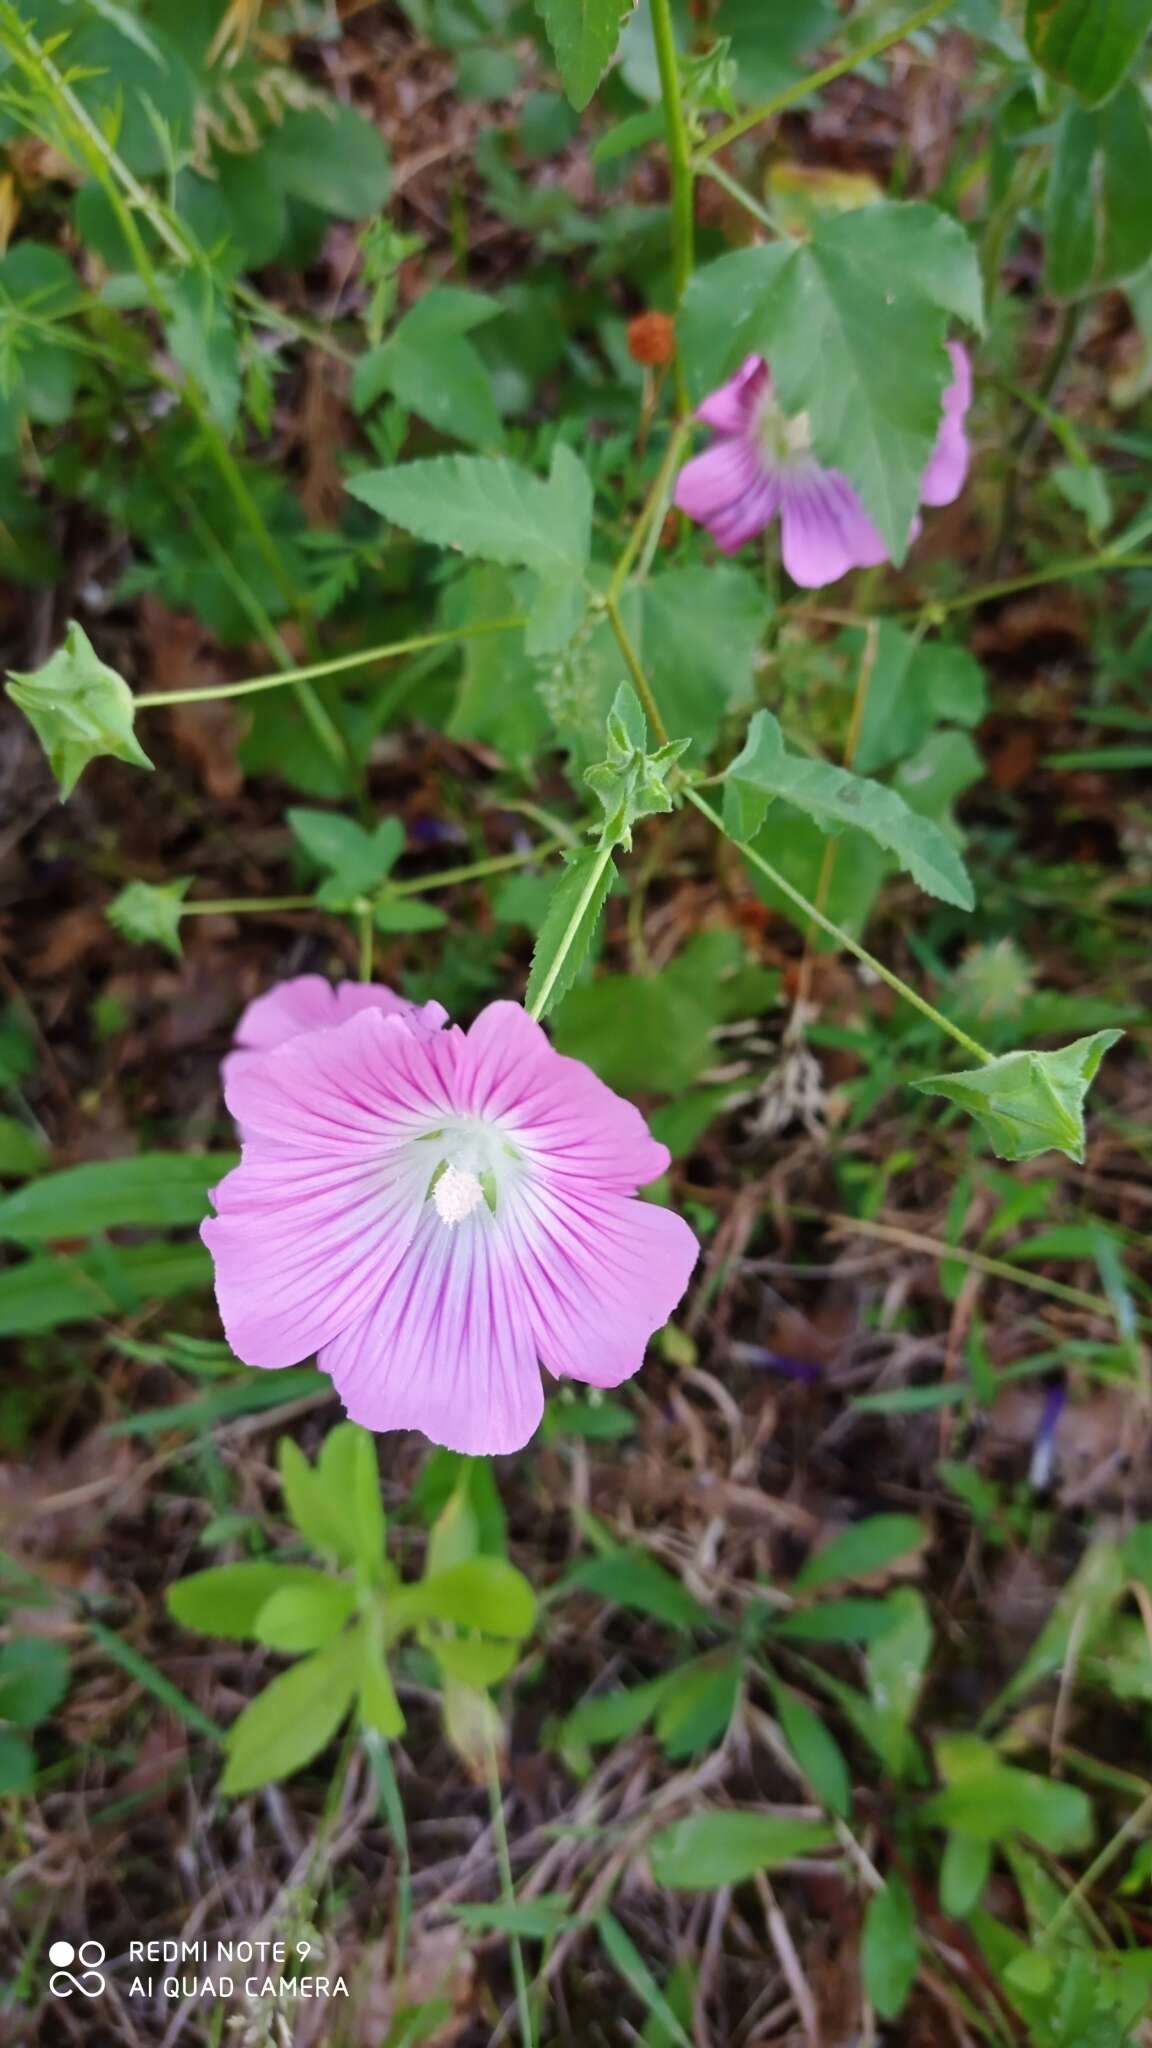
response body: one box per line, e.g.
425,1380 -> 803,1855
222,1007 -> 460,1151
709,474 -> 781,555
778,468 -> 890,588
695,355 -> 769,434
321,1211 -> 544,1455
508,1179 -> 698,1387
675,437 -> 763,525
920,342 -> 972,508
455,1001 -> 670,1191
226,977 -> 446,1089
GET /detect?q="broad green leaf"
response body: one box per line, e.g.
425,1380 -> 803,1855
553,930 -> 742,1097
724,711 -> 974,908
939,1831 -> 991,1917
923,1736 -> 1094,1852
866,1589 -> 932,1780
454,1895 -> 572,1939
0,1729 -> 34,1793
524,849 -> 616,1018
277,1437 -> 348,1559
1045,85 -> 1152,296
354,289 -> 503,448
562,1550 -> 713,1630
1027,0 -> 1152,106
0,242 -> 81,426
167,1563 -> 339,1641
772,1598 -> 903,1645
7,622 -> 153,799
288,809 -> 404,900
653,1653 -> 741,1759
316,1424 -> 386,1577
535,0 -> 635,108
429,1636 -> 520,1687
851,624 -> 986,778
221,1629 -> 362,1794
772,1683 -> 852,1818
253,1581 -> 357,1653
348,443 -> 592,579
862,1876 -> 919,2020
559,1675 -> 671,1750
0,1239 -> 210,1337
795,1515 -> 928,1593
598,1913 -> 694,2048
649,1810 -> 835,1888
913,1030 -> 1123,1163
262,104 -> 391,217
374,896 -> 448,934
401,1557 -> 536,1637
631,566 -> 771,760
0,1639 -> 69,1726
0,1117 -> 47,1179
0,1151 -> 235,1243
359,1619 -> 404,1739
682,207 -> 982,556
107,877 -> 193,956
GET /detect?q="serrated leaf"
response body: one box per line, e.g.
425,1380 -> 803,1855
524,849 -> 616,1018
7,621 -> 153,799
1045,84 -> 1152,296
347,443 -> 592,579
648,1810 -> 835,1888
107,876 -> 193,956
862,1876 -> 919,2020
354,290 -> 504,447
535,0 -> 636,108
913,1029 -> 1123,1163
723,711 -> 974,908
1027,0 -> 1152,106
584,682 -> 690,849
681,207 -> 982,556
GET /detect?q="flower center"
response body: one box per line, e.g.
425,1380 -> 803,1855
757,394 -> 813,469
432,1162 -> 486,1226
417,1114 -> 524,1227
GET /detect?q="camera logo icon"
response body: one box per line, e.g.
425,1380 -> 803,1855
48,1940 -> 107,1997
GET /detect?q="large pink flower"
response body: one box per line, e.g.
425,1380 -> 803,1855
674,343 -> 972,587
203,993 -> 699,1454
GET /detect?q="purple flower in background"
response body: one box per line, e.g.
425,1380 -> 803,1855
204,991 -> 698,1454
674,344 -> 972,587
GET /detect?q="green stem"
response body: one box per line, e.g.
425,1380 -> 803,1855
181,897 -> 316,916
699,159 -> 777,232
685,789 -> 995,1065
905,550 -> 1152,623
388,840 -> 565,898
133,619 -> 528,708
358,905 -> 375,982
607,423 -> 690,604
698,0 -> 957,160
605,599 -> 672,748
527,843 -> 616,1022
1038,1788 -> 1152,1949
648,0 -> 694,414
486,1740 -> 535,2048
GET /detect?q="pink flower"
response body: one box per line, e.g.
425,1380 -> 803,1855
203,990 -> 699,1454
674,343 -> 972,587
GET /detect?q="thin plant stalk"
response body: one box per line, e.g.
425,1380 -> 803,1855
486,1740 -> 536,2048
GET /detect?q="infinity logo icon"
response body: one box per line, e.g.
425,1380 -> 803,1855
48,1939 -> 107,1997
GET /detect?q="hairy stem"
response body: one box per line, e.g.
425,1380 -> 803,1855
604,599 -> 672,748
134,619 -> 528,707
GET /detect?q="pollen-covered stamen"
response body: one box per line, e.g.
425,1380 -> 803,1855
432,1161 -> 486,1226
